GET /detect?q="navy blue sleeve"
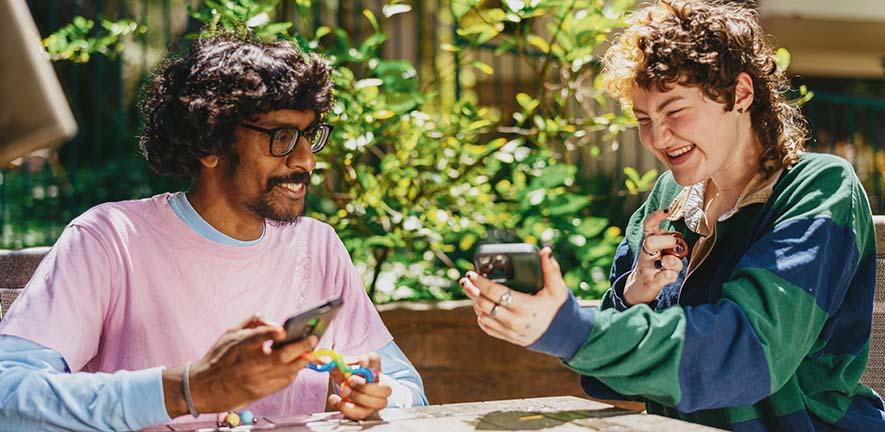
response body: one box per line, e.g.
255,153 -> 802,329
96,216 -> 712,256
527,293 -> 595,360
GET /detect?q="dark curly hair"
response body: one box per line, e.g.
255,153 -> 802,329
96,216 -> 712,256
602,0 -> 808,176
139,33 -> 333,182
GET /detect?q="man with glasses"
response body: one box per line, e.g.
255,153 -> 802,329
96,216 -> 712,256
0,34 -> 427,431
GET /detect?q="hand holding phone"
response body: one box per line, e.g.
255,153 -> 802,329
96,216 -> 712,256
473,243 -> 543,294
272,297 -> 342,348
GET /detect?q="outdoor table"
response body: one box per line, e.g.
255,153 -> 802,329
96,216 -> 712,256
156,396 -> 722,431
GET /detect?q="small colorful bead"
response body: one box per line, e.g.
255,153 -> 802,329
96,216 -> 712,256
225,412 -> 240,427
240,410 -> 255,425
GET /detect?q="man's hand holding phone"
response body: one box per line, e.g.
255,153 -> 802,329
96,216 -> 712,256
163,314 -> 318,418
267,296 -> 391,420
327,352 -> 392,420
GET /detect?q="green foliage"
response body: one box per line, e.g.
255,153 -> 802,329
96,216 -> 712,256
33,0 -> 639,302
624,167 -> 658,195
774,47 -> 791,73
790,84 -> 815,107
43,16 -> 144,63
449,0 -> 638,297
1,158 -> 181,248
187,0 -> 294,40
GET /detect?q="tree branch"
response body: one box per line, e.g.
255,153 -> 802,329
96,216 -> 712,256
368,247 -> 391,301
537,0 -> 577,111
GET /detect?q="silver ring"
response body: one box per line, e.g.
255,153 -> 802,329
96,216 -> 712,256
498,289 -> 513,306
490,304 -> 499,317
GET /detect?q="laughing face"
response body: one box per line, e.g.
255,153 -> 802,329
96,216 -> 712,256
631,82 -> 756,187
224,109 -> 317,225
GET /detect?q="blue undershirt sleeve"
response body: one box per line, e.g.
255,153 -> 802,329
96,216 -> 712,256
0,334 -> 171,431
377,341 -> 428,407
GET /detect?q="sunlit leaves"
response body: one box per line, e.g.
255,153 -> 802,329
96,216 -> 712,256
775,47 -> 791,73
452,0 -> 483,19
624,167 -> 659,195
46,0 -> 642,302
383,4 -> 412,18
43,17 -> 144,63
526,34 -> 550,54
515,93 -> 539,112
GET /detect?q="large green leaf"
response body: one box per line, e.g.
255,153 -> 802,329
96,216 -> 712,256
452,0 -> 481,19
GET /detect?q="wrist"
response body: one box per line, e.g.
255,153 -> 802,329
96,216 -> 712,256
623,274 -> 639,306
623,276 -> 653,306
624,288 -> 654,306
162,367 -> 188,419
623,286 -> 639,306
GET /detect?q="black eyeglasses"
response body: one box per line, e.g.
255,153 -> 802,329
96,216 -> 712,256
240,122 -> 334,156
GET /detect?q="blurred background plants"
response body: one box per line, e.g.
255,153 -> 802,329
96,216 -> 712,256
10,0 -> 882,305
11,0 -> 646,302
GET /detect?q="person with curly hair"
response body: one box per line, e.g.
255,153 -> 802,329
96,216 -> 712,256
461,1 -> 885,430
0,34 -> 427,431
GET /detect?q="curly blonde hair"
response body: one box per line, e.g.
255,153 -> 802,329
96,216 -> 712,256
601,0 -> 807,175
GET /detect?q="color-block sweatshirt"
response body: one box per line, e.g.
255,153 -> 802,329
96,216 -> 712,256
530,153 -> 885,431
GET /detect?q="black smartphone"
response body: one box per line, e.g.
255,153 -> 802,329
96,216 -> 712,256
473,243 -> 543,294
272,297 -> 343,348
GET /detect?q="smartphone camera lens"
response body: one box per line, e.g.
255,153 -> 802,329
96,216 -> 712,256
477,256 -> 494,274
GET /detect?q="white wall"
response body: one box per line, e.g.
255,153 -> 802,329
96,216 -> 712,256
759,0 -> 885,78
760,0 -> 885,22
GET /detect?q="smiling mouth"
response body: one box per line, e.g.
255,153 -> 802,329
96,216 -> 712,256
274,182 -> 307,199
666,144 -> 694,158
278,183 -> 305,193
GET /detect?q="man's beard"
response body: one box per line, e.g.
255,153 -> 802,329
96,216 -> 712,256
229,152 -> 311,226
248,170 -> 311,226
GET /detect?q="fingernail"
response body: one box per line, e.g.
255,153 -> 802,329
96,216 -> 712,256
467,272 -> 477,280
341,386 -> 351,397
